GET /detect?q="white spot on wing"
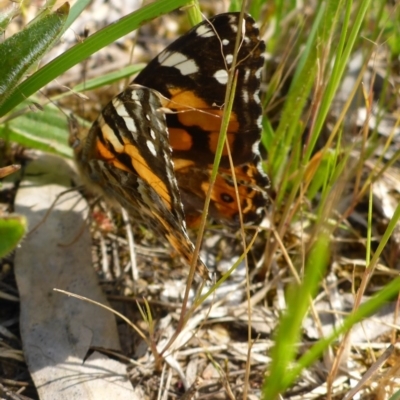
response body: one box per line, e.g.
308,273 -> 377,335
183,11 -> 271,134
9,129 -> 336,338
155,117 -> 165,131
176,59 -> 198,75
252,140 -> 261,156
242,90 -> 249,103
114,101 -> 138,134
195,24 -> 215,38
167,52 -> 187,66
213,69 -> 229,85
222,38 -> 229,46
255,66 -> 263,79
150,129 -> 156,140
225,54 -> 233,64
123,116 -> 138,134
241,19 -> 247,37
146,140 -> 157,157
130,89 -> 142,101
159,51 -> 198,75
228,15 -> 236,24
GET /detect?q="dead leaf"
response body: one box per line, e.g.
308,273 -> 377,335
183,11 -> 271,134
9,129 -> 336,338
14,153 -> 136,399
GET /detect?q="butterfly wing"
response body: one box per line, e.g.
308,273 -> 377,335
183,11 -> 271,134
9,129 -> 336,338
134,13 -> 269,226
72,85 -> 209,279
71,13 -> 270,278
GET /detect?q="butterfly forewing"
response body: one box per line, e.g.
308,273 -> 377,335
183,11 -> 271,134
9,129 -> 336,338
134,13 -> 265,167
134,13 -> 269,226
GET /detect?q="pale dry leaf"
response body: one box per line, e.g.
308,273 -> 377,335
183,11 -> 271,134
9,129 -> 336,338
13,153 -> 136,399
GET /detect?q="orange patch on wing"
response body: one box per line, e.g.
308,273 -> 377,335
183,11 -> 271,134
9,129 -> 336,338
96,124 -> 171,210
201,176 -> 237,209
165,88 -> 239,157
178,110 -> 221,131
123,143 -> 172,210
96,138 -> 114,161
169,128 -> 193,151
199,171 -> 259,219
185,214 -> 202,229
173,158 -> 195,171
96,139 -> 132,174
94,120 -> 133,174
164,88 -> 210,110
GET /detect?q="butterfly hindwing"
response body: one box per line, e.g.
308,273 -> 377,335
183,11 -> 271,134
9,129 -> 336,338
72,85 -> 209,279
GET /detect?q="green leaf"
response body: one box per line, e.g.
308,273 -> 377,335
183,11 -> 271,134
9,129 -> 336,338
0,103 -> 72,158
0,3 -> 70,108
0,0 -> 198,118
263,233 -> 330,398
389,389 -> 400,400
72,64 -> 146,93
0,215 -> 27,258
63,0 -> 92,34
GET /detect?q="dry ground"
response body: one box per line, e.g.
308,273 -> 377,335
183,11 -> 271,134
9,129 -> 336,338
1,1 -> 400,399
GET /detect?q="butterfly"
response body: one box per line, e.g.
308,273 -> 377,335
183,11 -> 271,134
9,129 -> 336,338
69,12 -> 269,280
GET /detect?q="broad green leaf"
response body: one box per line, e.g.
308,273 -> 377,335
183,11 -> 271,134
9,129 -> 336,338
0,3 -> 69,108
0,215 -> 27,258
0,103 -> 72,158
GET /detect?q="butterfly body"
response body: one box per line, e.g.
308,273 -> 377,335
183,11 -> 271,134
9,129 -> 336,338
70,13 -> 269,279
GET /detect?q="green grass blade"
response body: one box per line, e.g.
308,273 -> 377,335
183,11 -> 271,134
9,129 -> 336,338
185,1 -> 202,26
72,64 -> 146,93
0,0 -> 195,117
267,3 -> 325,187
63,0 -> 92,34
286,276 -> 400,388
262,233 -> 330,399
304,0 -> 373,161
